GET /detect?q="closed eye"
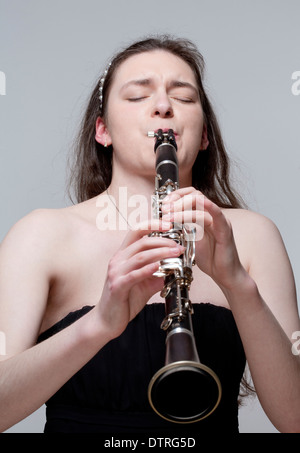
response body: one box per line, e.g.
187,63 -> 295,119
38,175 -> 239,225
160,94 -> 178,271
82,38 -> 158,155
173,97 -> 194,103
127,96 -> 148,102
128,96 -> 194,103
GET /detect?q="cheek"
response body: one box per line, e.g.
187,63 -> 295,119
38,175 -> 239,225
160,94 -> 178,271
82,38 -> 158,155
190,113 -> 206,148
106,101 -> 137,135
106,116 -> 137,156
185,124 -> 204,151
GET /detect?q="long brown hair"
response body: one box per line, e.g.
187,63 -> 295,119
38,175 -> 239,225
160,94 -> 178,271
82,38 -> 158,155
68,35 -> 246,209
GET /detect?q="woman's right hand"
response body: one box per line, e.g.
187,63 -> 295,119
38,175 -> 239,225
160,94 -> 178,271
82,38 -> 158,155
96,220 -> 184,339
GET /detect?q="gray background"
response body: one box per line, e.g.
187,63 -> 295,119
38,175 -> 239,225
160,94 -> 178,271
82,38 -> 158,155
1,0 -> 299,433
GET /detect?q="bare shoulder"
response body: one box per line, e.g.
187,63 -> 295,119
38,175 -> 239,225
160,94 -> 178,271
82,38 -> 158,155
1,207 -> 73,250
1,196 -> 111,273
225,207 -> 291,268
223,207 -> 278,230
0,208 -> 78,356
223,208 -> 283,245
222,208 -> 288,275
224,209 -> 299,335
0,205 -> 92,277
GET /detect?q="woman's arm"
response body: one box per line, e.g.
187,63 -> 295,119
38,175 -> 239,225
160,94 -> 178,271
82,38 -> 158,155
0,210 -> 179,432
0,210 -> 112,432
162,189 -> 300,432
223,211 -> 300,433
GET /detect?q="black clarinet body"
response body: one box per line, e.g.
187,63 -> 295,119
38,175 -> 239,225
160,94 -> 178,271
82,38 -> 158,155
147,129 -> 222,423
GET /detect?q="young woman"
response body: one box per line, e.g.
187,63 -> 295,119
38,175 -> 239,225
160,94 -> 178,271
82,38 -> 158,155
0,36 -> 299,433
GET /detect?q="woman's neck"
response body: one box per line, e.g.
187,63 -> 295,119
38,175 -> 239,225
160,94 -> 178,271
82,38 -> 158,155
106,172 -> 154,227
108,164 -> 193,199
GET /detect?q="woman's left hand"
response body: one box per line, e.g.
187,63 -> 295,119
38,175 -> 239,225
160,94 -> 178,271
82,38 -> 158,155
161,187 -> 247,290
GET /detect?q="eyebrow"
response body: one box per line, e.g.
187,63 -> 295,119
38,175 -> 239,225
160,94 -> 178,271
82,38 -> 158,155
120,78 -> 153,91
120,78 -> 198,96
169,80 -> 198,94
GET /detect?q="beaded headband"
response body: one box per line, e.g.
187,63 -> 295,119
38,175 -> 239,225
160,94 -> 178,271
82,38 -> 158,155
99,62 -> 111,115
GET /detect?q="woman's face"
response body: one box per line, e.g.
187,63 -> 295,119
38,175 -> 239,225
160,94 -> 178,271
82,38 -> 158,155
99,50 -> 208,182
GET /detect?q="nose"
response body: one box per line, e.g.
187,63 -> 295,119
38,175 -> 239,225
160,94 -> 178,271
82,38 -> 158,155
151,91 -> 174,118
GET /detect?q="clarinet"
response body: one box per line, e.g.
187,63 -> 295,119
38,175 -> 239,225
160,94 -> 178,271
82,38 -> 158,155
147,129 -> 222,423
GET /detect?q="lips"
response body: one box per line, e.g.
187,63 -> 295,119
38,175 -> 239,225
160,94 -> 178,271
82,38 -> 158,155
154,128 -> 178,136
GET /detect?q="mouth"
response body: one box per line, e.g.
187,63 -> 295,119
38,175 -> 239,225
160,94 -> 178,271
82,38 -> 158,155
147,128 -> 178,137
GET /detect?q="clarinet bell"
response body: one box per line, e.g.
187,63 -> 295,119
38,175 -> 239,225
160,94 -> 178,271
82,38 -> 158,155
148,327 -> 222,423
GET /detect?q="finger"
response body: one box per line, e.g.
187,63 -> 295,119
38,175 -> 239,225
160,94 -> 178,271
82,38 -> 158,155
119,242 -> 185,274
118,262 -> 163,293
164,209 -> 212,227
162,186 -> 198,202
119,234 -> 183,260
120,219 -> 172,249
160,211 -> 209,242
162,192 -> 205,214
203,198 -> 232,239
107,260 -> 161,300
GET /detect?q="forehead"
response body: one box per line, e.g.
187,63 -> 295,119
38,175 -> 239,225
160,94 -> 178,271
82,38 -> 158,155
113,50 -> 197,86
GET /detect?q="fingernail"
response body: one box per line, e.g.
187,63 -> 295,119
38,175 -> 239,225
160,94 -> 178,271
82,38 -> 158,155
171,245 -> 184,254
161,203 -> 171,212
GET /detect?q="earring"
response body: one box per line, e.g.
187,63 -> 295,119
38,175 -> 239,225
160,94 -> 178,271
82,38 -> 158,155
104,138 -> 108,148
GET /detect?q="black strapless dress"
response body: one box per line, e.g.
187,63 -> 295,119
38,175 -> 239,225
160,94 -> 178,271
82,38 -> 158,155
37,303 -> 245,433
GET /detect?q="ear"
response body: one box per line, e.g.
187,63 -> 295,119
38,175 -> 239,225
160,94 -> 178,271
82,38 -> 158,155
95,117 -> 112,146
200,124 -> 209,150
